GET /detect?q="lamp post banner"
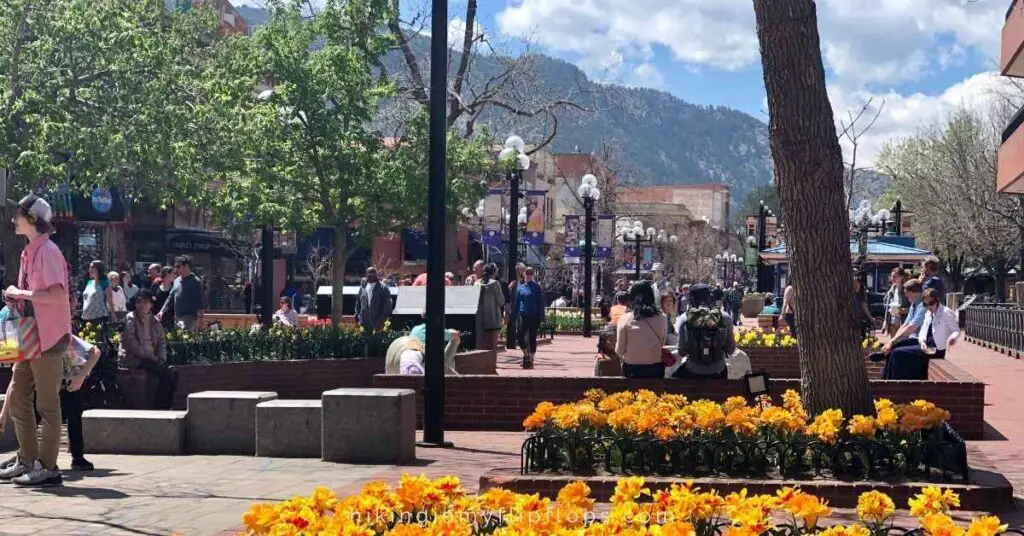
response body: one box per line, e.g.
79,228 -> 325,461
597,215 -> 614,258
524,190 -> 547,245
623,246 -> 635,271
482,188 -> 503,246
564,215 -> 581,257
641,246 -> 655,271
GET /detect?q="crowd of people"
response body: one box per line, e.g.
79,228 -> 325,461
0,195 -> 185,487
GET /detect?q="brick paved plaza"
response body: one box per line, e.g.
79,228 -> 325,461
0,335 -> 1022,535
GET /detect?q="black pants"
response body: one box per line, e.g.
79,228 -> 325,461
60,388 -> 85,460
138,360 -> 179,410
517,315 -> 540,354
783,313 -> 796,336
882,339 -> 938,380
623,362 -> 666,379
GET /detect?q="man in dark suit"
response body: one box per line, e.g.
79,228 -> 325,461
355,267 -> 391,332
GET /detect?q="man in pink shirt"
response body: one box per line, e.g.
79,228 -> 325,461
0,194 -> 72,487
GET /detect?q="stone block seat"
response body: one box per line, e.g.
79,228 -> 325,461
0,394 -> 16,452
186,391 -> 277,455
82,409 -> 187,455
322,388 -> 415,464
256,399 -> 322,458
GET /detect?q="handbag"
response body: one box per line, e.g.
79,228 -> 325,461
0,303 -> 41,364
641,316 -> 675,367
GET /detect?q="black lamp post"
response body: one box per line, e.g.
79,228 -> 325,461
499,136 -> 530,282
578,174 -> 600,338
756,201 -> 774,292
422,0 -> 450,448
716,252 -> 741,286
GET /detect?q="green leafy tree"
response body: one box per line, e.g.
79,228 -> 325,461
0,0 -> 221,281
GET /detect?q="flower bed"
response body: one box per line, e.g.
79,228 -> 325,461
164,324 -> 405,365
241,475 -> 1012,536
521,389 -> 966,481
544,308 -> 607,334
734,328 -> 883,352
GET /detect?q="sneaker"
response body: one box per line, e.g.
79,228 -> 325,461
12,461 -> 62,487
0,457 -> 32,481
71,458 -> 94,471
0,455 -> 17,471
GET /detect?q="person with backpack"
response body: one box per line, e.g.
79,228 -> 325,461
673,283 -> 735,379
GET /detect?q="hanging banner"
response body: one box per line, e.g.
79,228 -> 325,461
564,215 -> 581,258
524,190 -> 546,245
597,215 -> 614,258
641,246 -> 655,271
623,246 -> 635,271
481,189 -> 503,246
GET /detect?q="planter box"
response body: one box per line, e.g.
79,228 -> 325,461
757,314 -> 780,330
741,298 -> 763,318
373,359 -> 985,439
742,347 -> 883,379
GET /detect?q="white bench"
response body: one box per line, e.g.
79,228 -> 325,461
186,391 -> 277,455
322,388 -> 415,464
256,400 -> 321,458
83,410 -> 187,455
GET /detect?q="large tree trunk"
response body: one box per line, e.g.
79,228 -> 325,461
753,0 -> 873,416
332,225 -> 348,325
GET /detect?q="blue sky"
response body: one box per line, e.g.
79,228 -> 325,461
235,0 -> 1011,165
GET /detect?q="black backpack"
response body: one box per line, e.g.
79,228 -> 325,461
685,307 -> 728,366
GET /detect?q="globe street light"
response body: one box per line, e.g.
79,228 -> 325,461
756,201 -> 775,292
499,136 -> 530,281
617,219 -> 670,281
578,174 -> 601,337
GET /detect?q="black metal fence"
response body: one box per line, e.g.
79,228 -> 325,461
521,423 -> 969,483
964,304 -> 1024,355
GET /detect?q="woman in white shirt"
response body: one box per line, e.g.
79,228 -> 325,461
919,288 -> 960,359
108,271 -> 128,320
272,296 -> 299,327
882,288 -> 959,379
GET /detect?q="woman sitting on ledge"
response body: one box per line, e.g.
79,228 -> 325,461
385,330 -> 460,376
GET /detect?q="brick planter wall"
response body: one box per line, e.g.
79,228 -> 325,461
373,360 -> 985,439
743,347 -> 883,379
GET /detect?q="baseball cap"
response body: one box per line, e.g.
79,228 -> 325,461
9,194 -> 54,232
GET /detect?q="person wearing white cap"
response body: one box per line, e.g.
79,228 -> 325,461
0,194 -> 72,486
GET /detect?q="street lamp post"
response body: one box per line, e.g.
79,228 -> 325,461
578,174 -> 601,338
716,252 -> 740,285
499,137 -> 530,281
756,201 -> 775,292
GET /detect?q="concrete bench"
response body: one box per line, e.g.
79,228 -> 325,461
186,391 -> 277,455
256,400 -> 321,458
0,395 -> 15,452
82,410 -> 187,455
322,388 -> 415,464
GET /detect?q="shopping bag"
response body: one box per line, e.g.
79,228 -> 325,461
0,313 -> 41,364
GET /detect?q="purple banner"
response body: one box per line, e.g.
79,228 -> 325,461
641,246 -> 654,271
623,246 -> 635,271
597,215 -> 614,258
523,190 -> 546,245
482,188 -> 503,245
564,215 -> 581,257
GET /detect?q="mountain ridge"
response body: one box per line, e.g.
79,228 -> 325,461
235,7 -> 774,203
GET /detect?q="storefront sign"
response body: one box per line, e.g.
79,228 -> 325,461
91,188 -> 113,214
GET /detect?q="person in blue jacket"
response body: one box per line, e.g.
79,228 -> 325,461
512,266 -> 545,369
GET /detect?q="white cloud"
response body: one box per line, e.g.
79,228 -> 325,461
496,0 -> 1004,89
630,63 -> 666,89
447,16 -> 489,54
829,71 -> 1012,167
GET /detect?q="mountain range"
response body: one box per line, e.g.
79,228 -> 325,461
234,6 -> 774,204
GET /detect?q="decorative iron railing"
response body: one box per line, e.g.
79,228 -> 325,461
521,424 -> 968,482
964,304 -> 1024,355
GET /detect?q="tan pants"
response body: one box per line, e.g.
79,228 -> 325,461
9,336 -> 68,469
